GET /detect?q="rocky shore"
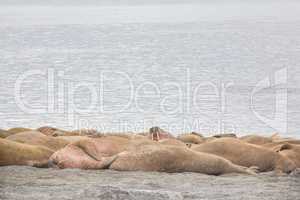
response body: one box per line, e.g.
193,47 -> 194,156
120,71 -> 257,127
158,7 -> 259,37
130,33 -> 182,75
1,166 -> 300,200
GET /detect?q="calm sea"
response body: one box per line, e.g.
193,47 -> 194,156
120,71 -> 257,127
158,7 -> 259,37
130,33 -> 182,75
0,0 -> 300,137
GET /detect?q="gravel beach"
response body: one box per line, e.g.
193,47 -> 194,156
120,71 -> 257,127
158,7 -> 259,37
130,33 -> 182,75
1,166 -> 300,200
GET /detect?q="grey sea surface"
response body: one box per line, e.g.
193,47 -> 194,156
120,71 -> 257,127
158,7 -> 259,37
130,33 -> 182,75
0,166 -> 300,200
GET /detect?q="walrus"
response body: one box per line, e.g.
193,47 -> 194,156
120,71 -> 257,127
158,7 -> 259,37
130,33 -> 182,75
192,138 -> 296,174
272,143 -> 300,168
52,130 -> 81,137
54,129 -> 103,137
271,138 -> 300,145
213,133 -> 237,138
0,129 -> 11,138
71,129 -> 100,136
48,143 -> 118,169
56,136 -> 91,143
95,132 -> 146,140
49,136 -> 130,169
6,131 -> 69,151
36,126 -> 77,137
240,133 -> 278,145
202,133 -> 237,143
262,139 -> 300,150
7,127 -> 32,134
36,126 -> 59,136
109,144 -> 257,175
127,134 -> 148,140
177,133 -> 205,145
158,138 -> 188,147
148,127 -> 174,141
0,138 -> 54,167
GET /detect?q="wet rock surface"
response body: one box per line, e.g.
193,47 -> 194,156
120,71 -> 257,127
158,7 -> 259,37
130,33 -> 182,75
0,166 -> 299,200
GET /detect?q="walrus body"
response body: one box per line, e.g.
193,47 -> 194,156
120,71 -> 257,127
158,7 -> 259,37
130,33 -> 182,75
6,131 -> 69,151
271,139 -> 300,145
36,126 -> 78,137
213,133 -> 237,138
48,143 -> 117,169
263,140 -> 300,149
56,136 -> 90,143
49,136 -> 130,169
177,133 -> 205,145
0,129 -> 11,138
110,144 -> 256,175
0,138 -> 53,167
7,127 -> 32,134
192,138 -> 296,173
71,129 -> 99,136
240,135 -> 274,145
159,138 -> 188,147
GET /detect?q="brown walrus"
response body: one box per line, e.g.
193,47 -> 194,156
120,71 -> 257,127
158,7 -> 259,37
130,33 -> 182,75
262,139 -> 300,150
109,144 -> 257,175
213,133 -> 237,138
48,136 -> 130,169
52,128 -> 101,137
48,144 -> 118,170
202,133 -> 237,143
240,133 -> 278,145
177,133 -> 205,145
192,138 -> 296,174
36,126 -> 60,136
272,143 -> 300,168
7,127 -> 32,134
71,129 -> 100,136
271,138 -> 300,145
56,136 -> 91,143
0,129 -> 11,138
148,127 -> 174,141
158,138 -> 188,147
0,138 -> 54,167
6,131 -> 69,151
36,126 -> 78,137
92,132 -> 146,140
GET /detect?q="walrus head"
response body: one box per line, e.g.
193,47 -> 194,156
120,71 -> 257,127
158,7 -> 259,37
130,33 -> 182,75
275,154 -> 297,174
273,143 -> 300,171
149,127 -> 160,141
149,127 -> 174,141
37,126 -> 59,136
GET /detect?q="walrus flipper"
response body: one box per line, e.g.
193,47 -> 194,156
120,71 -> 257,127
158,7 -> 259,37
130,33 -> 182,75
94,155 -> 118,169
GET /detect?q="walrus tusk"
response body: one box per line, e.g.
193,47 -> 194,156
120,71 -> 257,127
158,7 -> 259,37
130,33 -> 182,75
157,130 -> 160,141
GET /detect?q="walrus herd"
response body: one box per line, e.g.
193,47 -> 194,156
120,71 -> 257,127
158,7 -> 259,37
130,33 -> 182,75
1,126 -> 300,176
